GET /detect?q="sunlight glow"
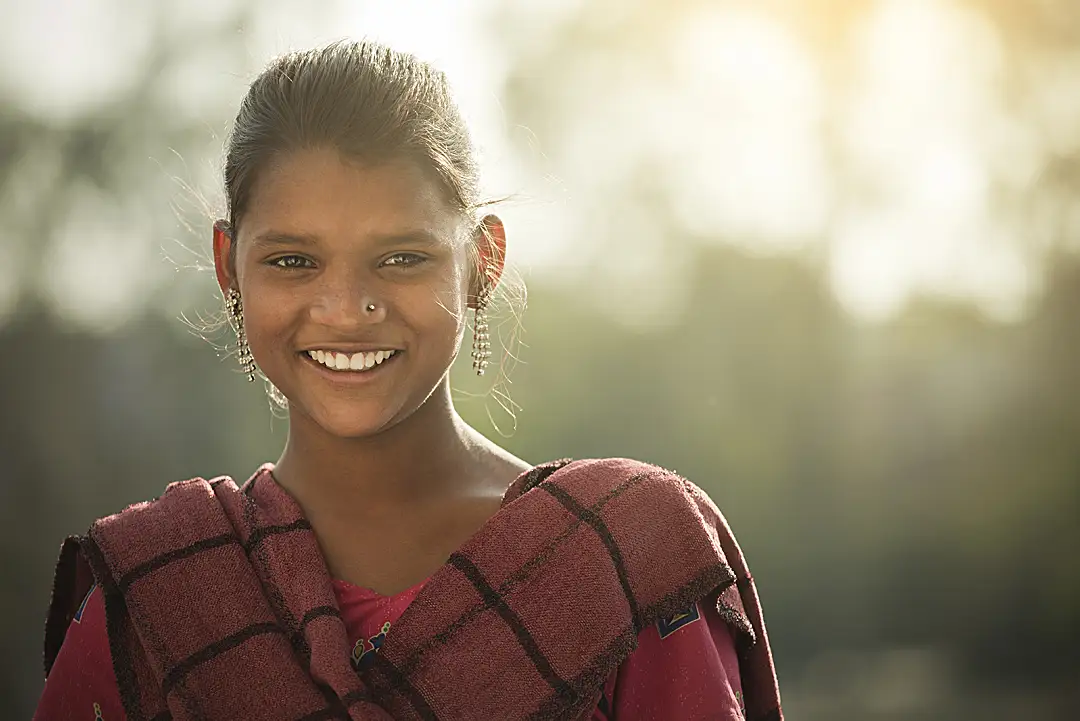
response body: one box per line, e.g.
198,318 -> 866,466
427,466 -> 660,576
0,0 -> 156,120
0,0 -> 1051,327
832,0 -> 1030,320
667,8 -> 830,246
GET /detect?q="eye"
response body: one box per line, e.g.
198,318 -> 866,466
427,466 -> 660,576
381,252 -> 428,268
267,255 -> 314,270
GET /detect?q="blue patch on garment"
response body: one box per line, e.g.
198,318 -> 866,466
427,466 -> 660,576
656,603 -> 700,639
73,583 -> 96,624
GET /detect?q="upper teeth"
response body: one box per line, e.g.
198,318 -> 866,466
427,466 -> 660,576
308,349 -> 397,371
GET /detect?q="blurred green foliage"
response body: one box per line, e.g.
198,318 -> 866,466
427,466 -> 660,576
1,1 -> 1078,719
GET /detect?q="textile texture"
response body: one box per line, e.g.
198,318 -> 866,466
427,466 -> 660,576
44,457 -> 783,721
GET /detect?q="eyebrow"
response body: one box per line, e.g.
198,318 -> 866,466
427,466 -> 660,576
249,232 -> 318,248
249,229 -> 445,249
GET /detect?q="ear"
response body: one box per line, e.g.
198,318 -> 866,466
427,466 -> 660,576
469,214 -> 506,309
212,220 -> 236,294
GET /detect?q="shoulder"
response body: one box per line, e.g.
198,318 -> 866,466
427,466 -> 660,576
92,464 -> 272,524
88,467 -> 264,542
89,476 -> 216,529
508,455 -> 736,581
567,457 -> 704,492
68,473 -> 251,608
82,477 -> 223,568
511,457 -> 722,520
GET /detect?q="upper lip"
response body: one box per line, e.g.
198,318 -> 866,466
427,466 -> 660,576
300,344 -> 403,353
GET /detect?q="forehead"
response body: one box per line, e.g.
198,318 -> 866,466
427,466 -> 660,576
239,147 -> 463,246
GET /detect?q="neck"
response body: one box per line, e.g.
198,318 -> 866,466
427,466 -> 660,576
271,378 -> 491,520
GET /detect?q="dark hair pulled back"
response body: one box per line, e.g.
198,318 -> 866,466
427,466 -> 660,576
223,40 -> 480,240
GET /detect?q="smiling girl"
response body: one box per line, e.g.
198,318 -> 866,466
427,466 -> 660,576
34,41 -> 782,721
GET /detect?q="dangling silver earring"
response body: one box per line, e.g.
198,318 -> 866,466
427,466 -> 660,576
225,288 -> 257,382
471,288 -> 491,376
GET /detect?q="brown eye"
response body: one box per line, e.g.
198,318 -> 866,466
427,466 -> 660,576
268,255 -> 314,270
381,253 -> 427,268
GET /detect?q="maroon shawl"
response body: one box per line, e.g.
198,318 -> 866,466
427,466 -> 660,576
44,458 -> 782,720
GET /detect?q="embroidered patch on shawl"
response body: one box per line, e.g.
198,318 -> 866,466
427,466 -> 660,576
656,603 -> 701,639
351,620 -> 391,670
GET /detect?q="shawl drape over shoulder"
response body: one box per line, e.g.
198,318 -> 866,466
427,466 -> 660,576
44,458 -> 783,721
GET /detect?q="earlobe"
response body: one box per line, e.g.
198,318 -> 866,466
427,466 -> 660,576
212,220 -> 236,294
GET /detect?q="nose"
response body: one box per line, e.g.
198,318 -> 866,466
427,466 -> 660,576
308,269 -> 387,328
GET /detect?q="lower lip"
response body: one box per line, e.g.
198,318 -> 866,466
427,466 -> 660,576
299,352 -> 401,385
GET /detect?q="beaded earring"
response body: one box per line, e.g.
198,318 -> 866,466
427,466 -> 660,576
471,286 -> 492,376
225,288 -> 257,382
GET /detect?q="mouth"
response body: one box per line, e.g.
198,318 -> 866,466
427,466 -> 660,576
299,349 -> 402,383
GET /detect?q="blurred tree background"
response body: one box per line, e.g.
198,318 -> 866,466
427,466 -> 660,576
2,0 -> 1078,718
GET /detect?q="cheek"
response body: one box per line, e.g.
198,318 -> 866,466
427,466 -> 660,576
413,261 -> 470,329
243,308 -> 284,363
239,287 -> 296,353
411,281 -> 467,339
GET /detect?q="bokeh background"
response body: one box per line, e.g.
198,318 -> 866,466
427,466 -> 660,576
2,0 -> 1078,718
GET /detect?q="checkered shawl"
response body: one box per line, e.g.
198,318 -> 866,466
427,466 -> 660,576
44,457 -> 782,721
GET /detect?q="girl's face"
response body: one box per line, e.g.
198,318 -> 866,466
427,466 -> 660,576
214,147 -> 492,439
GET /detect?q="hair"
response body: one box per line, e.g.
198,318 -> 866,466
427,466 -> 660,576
223,39 -> 481,242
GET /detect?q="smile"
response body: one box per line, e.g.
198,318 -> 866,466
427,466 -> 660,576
306,349 -> 399,372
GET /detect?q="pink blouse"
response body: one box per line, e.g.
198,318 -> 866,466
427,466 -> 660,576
36,578 -> 746,719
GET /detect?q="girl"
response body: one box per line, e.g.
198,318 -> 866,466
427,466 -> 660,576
34,40 -> 782,721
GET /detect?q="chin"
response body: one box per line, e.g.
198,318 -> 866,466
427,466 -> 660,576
326,419 -> 392,440
272,352 -> 442,438
308,403 -> 400,439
